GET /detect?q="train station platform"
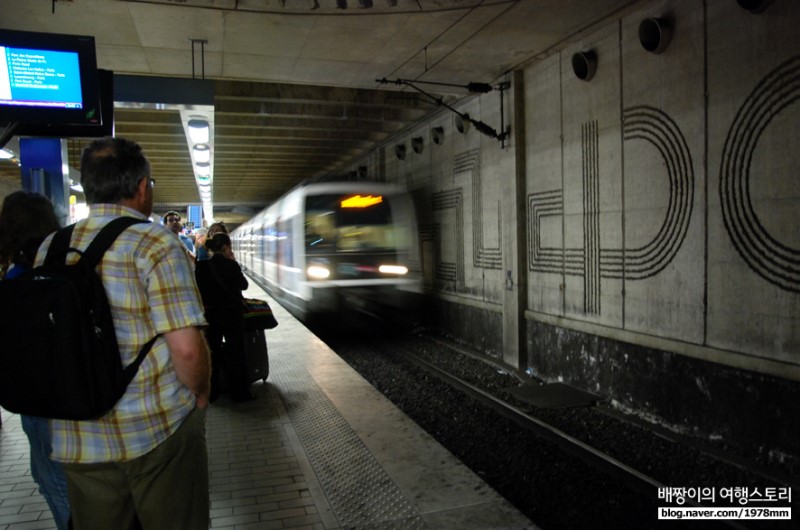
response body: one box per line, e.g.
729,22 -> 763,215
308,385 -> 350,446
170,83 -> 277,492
0,277 -> 535,529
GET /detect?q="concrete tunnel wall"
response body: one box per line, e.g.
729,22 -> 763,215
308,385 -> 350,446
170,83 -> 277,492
341,0 -> 799,464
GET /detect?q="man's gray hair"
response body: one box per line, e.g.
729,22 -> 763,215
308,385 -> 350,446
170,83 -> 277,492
80,137 -> 151,205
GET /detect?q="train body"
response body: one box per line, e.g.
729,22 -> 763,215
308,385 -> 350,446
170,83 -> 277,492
231,182 -> 422,319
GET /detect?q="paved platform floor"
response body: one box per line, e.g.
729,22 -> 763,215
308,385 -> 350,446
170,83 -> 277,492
0,279 -> 535,529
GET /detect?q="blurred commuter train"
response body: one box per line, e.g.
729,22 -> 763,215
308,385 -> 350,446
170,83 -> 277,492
231,182 -> 422,320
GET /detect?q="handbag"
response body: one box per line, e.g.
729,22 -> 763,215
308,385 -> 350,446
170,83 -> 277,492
206,259 -> 278,331
243,297 -> 279,331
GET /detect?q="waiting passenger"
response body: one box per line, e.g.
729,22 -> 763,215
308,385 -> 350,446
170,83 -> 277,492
195,232 -> 253,402
194,226 -> 210,261
163,210 -> 196,259
207,221 -> 228,238
196,222 -> 226,263
0,191 -> 71,530
36,137 -> 211,529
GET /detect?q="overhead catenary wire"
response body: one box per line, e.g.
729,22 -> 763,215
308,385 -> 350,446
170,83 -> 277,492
411,0 -> 520,81
123,0 -> 518,17
381,0 -> 488,83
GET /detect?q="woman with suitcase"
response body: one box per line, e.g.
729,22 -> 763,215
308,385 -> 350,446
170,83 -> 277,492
195,232 -> 254,402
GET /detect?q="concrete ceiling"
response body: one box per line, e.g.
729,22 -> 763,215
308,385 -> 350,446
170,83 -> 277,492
0,0 -> 642,228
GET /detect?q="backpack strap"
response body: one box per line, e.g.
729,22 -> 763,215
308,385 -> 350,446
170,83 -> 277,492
80,216 -> 148,269
82,217 -> 157,372
43,216 -> 147,268
124,335 -> 159,377
44,224 -> 76,266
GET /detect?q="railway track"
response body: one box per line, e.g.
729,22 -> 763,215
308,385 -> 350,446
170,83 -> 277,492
312,318 -> 793,529
387,343 -> 666,494
394,341 -> 781,530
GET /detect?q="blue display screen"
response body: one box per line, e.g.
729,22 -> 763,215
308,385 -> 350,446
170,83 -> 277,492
0,45 -> 83,109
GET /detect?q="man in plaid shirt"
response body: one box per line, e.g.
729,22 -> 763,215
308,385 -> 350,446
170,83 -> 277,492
35,137 -> 211,529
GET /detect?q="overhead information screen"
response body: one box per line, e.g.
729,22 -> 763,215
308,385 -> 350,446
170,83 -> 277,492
0,45 -> 83,109
0,29 -> 100,131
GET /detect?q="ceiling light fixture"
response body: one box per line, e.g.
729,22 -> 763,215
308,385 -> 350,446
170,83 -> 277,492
192,144 -> 210,164
0,148 -> 14,159
182,108 -> 215,222
187,118 -> 210,144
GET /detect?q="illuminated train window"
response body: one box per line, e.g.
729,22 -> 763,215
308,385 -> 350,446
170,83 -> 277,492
305,194 -> 404,253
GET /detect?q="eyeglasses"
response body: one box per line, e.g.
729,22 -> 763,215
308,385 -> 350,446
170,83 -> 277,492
149,178 -> 156,188
165,216 -> 181,223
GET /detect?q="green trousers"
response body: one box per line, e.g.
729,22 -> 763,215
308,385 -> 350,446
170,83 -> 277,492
62,407 -> 209,530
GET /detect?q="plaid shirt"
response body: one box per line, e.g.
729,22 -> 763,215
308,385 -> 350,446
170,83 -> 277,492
35,205 -> 207,463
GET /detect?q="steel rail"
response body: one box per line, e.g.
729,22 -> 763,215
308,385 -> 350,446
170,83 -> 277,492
388,343 -> 751,530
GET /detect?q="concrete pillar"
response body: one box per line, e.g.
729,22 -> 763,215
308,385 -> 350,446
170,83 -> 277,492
501,70 -> 528,369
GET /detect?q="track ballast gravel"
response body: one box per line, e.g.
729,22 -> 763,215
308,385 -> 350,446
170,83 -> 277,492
310,317 -> 795,530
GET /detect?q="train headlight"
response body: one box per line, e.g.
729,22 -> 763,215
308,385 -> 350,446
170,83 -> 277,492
378,264 -> 408,275
307,264 -> 331,279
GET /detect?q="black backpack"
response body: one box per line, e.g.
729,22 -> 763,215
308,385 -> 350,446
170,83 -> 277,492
0,216 -> 157,420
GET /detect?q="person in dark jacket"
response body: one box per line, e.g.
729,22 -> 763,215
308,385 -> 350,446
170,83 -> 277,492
195,232 -> 253,401
0,191 -> 71,530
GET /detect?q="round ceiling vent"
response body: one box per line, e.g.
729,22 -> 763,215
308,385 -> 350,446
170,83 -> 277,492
572,50 -> 597,81
639,17 -> 672,54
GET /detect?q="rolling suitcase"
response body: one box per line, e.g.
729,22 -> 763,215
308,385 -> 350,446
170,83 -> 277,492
244,329 -> 269,383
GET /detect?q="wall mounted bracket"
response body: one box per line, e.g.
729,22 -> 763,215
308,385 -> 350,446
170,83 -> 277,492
376,77 -> 510,147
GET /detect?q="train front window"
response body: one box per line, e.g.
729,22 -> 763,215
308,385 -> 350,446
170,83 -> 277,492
305,194 -> 400,254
